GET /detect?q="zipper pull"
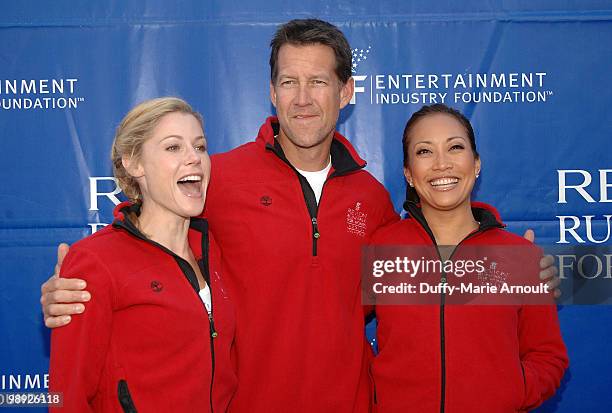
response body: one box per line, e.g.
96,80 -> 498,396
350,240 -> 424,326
208,312 -> 218,338
312,217 -> 320,239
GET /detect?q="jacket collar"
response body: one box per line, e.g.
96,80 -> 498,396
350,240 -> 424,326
111,202 -> 210,290
403,200 -> 505,242
256,116 -> 367,175
111,201 -> 209,260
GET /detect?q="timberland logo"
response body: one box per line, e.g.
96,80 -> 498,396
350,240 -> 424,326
346,202 -> 367,237
150,280 -> 164,292
260,195 -> 272,206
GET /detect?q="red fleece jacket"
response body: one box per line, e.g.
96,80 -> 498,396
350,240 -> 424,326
370,202 -> 568,413
50,202 -> 237,412
205,117 -> 399,412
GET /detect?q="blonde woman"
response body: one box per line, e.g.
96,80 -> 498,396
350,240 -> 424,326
49,98 -> 237,412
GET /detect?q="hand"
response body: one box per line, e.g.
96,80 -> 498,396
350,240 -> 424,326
523,229 -> 561,298
40,243 -> 91,328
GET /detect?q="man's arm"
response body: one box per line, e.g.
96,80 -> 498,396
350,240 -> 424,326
40,243 -> 91,328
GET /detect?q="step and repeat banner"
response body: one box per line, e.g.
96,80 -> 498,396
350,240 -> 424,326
1,1 -> 611,411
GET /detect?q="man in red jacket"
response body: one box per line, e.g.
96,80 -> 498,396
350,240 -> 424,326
40,19 -> 558,412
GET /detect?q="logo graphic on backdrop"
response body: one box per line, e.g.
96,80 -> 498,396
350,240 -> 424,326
89,176 -> 122,233
1,373 -> 48,390
0,78 -> 85,110
350,46 -> 554,106
556,169 -> 612,244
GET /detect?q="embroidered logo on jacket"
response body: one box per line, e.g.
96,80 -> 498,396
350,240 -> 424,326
477,261 -> 508,288
260,195 -> 272,206
346,202 -> 368,237
150,280 -> 164,293
213,271 -> 229,299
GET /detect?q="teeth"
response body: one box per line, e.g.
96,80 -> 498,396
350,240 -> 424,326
430,177 -> 458,186
178,175 -> 202,183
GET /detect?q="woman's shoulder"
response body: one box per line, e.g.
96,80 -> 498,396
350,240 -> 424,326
65,224 -> 153,278
480,227 -> 538,248
70,224 -> 129,255
370,216 -> 426,244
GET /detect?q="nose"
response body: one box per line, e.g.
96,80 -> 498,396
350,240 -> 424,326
184,145 -> 202,165
295,83 -> 313,106
432,151 -> 452,171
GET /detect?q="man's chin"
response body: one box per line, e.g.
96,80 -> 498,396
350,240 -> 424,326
279,128 -> 332,150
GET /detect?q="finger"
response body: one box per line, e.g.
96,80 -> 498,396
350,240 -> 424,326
540,265 -> 559,282
53,243 -> 71,277
42,277 -> 87,295
522,229 -> 535,243
41,289 -> 91,308
56,243 -> 70,270
544,273 -> 560,290
539,254 -> 555,270
45,303 -> 85,317
553,289 -> 562,299
44,315 -> 72,329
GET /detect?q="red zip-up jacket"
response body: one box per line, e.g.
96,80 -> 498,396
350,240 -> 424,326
205,117 -> 399,412
370,201 -> 568,413
50,202 -> 237,412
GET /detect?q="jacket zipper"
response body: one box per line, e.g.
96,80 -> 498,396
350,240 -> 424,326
200,225 -> 217,413
207,290 -> 217,413
311,217 -> 320,256
404,202 -> 501,413
113,214 -> 217,412
266,142 -> 360,257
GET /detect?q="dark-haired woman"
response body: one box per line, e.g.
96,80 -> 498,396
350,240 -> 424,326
370,104 -> 568,413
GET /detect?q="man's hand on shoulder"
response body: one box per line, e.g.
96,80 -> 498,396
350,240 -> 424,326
522,229 -> 561,298
40,243 -> 91,328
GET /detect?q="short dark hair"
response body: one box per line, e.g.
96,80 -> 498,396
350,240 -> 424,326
402,103 -> 479,168
269,19 -> 352,84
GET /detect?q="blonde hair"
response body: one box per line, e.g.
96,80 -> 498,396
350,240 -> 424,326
111,97 -> 203,201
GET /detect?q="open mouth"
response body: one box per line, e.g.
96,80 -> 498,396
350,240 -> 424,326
429,177 -> 459,191
177,175 -> 203,198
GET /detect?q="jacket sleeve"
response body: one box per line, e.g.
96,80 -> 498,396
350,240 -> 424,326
518,303 -> 569,411
49,246 -> 114,413
363,189 -> 400,317
377,189 -> 400,230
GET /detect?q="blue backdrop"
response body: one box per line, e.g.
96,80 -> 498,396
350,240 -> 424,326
1,1 -> 611,411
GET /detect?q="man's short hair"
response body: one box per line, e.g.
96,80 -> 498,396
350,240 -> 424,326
269,18 -> 352,84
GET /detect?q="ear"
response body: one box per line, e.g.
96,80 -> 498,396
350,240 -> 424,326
270,81 -> 277,109
339,77 -> 355,109
475,157 -> 481,177
403,166 -> 414,186
122,155 -> 144,178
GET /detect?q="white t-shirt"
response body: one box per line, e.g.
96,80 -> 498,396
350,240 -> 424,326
296,160 -> 332,204
199,284 -> 212,314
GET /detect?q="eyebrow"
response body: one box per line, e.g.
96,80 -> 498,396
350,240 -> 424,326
160,134 -> 206,142
277,73 -> 332,80
413,136 -> 467,145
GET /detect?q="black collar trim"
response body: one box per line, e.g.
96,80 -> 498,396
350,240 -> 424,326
267,122 -> 362,176
403,200 -> 503,239
111,203 -> 210,290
